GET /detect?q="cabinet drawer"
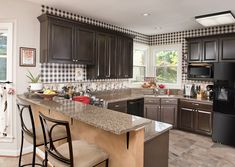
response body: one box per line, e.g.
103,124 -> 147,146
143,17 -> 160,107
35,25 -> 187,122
144,97 -> 160,104
107,101 -> 127,113
180,100 -> 213,112
161,98 -> 178,105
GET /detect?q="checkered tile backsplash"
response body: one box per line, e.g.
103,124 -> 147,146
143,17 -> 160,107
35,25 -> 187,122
40,5 -> 235,85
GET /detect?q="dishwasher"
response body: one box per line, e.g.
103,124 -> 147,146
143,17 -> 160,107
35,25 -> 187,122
127,98 -> 144,117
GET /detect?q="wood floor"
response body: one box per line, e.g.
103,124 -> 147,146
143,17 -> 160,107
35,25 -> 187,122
0,130 -> 235,167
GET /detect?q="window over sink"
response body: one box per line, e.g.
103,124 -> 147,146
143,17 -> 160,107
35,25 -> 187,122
131,43 -> 182,89
152,44 -> 182,89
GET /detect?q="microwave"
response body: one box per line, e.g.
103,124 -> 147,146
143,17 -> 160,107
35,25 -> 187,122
188,64 -> 213,79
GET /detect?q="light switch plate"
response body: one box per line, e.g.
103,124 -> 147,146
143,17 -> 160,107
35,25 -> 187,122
75,68 -> 83,81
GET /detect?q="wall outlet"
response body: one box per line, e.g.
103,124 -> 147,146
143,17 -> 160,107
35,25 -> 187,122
75,68 -> 83,81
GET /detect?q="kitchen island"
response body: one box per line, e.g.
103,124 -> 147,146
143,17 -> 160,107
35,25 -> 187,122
17,95 -> 172,167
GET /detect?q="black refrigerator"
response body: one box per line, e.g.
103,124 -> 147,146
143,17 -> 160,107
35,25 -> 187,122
212,63 -> 235,146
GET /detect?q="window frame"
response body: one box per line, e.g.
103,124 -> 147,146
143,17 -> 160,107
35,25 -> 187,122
131,43 -> 149,85
151,44 -> 182,89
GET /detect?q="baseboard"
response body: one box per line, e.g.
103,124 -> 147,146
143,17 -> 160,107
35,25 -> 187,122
0,145 -> 33,157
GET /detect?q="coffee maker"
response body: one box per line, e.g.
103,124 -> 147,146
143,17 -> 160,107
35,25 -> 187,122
205,85 -> 213,100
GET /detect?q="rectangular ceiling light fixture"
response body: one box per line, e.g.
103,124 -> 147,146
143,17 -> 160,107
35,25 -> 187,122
195,11 -> 235,27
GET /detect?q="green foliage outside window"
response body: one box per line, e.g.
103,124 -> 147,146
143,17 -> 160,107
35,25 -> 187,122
155,51 -> 178,84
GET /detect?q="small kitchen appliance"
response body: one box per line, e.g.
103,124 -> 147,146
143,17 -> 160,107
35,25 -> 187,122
183,84 -> 196,97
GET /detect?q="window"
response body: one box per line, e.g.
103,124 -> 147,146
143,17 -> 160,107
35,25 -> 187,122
0,31 -> 7,81
152,44 -> 182,88
132,43 -> 148,83
0,22 -> 13,142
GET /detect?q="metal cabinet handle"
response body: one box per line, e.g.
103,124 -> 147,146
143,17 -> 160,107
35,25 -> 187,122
114,105 -> 120,108
193,103 -> 199,106
73,59 -> 75,62
198,110 -> 211,114
181,107 -> 193,112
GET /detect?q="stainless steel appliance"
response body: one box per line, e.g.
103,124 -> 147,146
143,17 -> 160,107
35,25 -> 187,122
212,63 -> 235,147
188,63 -> 213,79
205,85 -> 214,100
183,84 -> 196,97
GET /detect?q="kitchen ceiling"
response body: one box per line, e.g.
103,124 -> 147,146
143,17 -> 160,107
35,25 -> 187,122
25,0 -> 235,35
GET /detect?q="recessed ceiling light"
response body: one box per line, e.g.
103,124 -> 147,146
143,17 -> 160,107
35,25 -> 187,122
143,13 -> 150,16
195,11 -> 235,27
154,26 -> 162,30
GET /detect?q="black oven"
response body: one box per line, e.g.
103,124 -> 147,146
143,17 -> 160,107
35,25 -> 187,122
188,63 -> 213,79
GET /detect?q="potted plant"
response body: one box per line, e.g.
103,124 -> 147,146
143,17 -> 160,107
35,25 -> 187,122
26,71 -> 43,91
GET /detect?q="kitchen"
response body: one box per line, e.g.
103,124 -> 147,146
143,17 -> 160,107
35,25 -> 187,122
1,0 -> 235,167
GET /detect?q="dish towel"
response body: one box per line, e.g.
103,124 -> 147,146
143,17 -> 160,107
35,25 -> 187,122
0,86 -> 8,136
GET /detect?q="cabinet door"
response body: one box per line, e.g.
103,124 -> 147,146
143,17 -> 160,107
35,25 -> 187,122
195,110 -> 212,135
106,35 -> 117,78
180,107 -> 194,131
161,105 -> 177,128
145,104 -> 161,121
95,33 -> 108,78
74,27 -> 95,64
202,38 -> 219,62
220,36 -> 235,62
188,39 -> 202,62
49,19 -> 74,63
117,37 -> 133,78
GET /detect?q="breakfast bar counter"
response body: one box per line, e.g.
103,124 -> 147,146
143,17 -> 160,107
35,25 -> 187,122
17,95 -> 156,167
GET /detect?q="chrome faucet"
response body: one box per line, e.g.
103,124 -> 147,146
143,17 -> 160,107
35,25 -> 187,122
153,88 -> 159,96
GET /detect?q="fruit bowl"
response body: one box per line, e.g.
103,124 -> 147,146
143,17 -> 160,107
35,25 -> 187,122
35,92 -> 58,100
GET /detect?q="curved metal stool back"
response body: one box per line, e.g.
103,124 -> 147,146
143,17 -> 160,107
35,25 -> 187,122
39,112 -> 74,167
17,103 -> 44,167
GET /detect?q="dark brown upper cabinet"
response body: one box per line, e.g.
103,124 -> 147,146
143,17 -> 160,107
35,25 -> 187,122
117,36 -> 133,78
202,38 -> 219,62
220,35 -> 235,62
188,39 -> 202,62
38,14 -> 95,65
87,32 -> 117,79
188,38 -> 218,63
74,27 -> 95,64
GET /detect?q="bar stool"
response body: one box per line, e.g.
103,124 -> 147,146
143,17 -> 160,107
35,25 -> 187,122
39,112 -> 109,167
17,103 -> 67,167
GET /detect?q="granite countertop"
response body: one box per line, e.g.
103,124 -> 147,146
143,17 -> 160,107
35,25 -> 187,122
144,121 -> 173,142
17,95 -> 152,135
99,93 -> 213,105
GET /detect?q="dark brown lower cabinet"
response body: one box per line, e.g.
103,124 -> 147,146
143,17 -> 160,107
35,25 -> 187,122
179,107 -> 195,131
179,100 -> 213,136
161,105 -> 177,128
144,98 -> 178,127
195,109 -> 212,135
145,104 -> 161,121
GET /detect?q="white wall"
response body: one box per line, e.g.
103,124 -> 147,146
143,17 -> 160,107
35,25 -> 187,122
0,0 -> 41,155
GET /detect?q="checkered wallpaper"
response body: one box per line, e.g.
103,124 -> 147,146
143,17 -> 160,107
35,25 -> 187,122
40,5 -> 235,85
150,25 -> 235,83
